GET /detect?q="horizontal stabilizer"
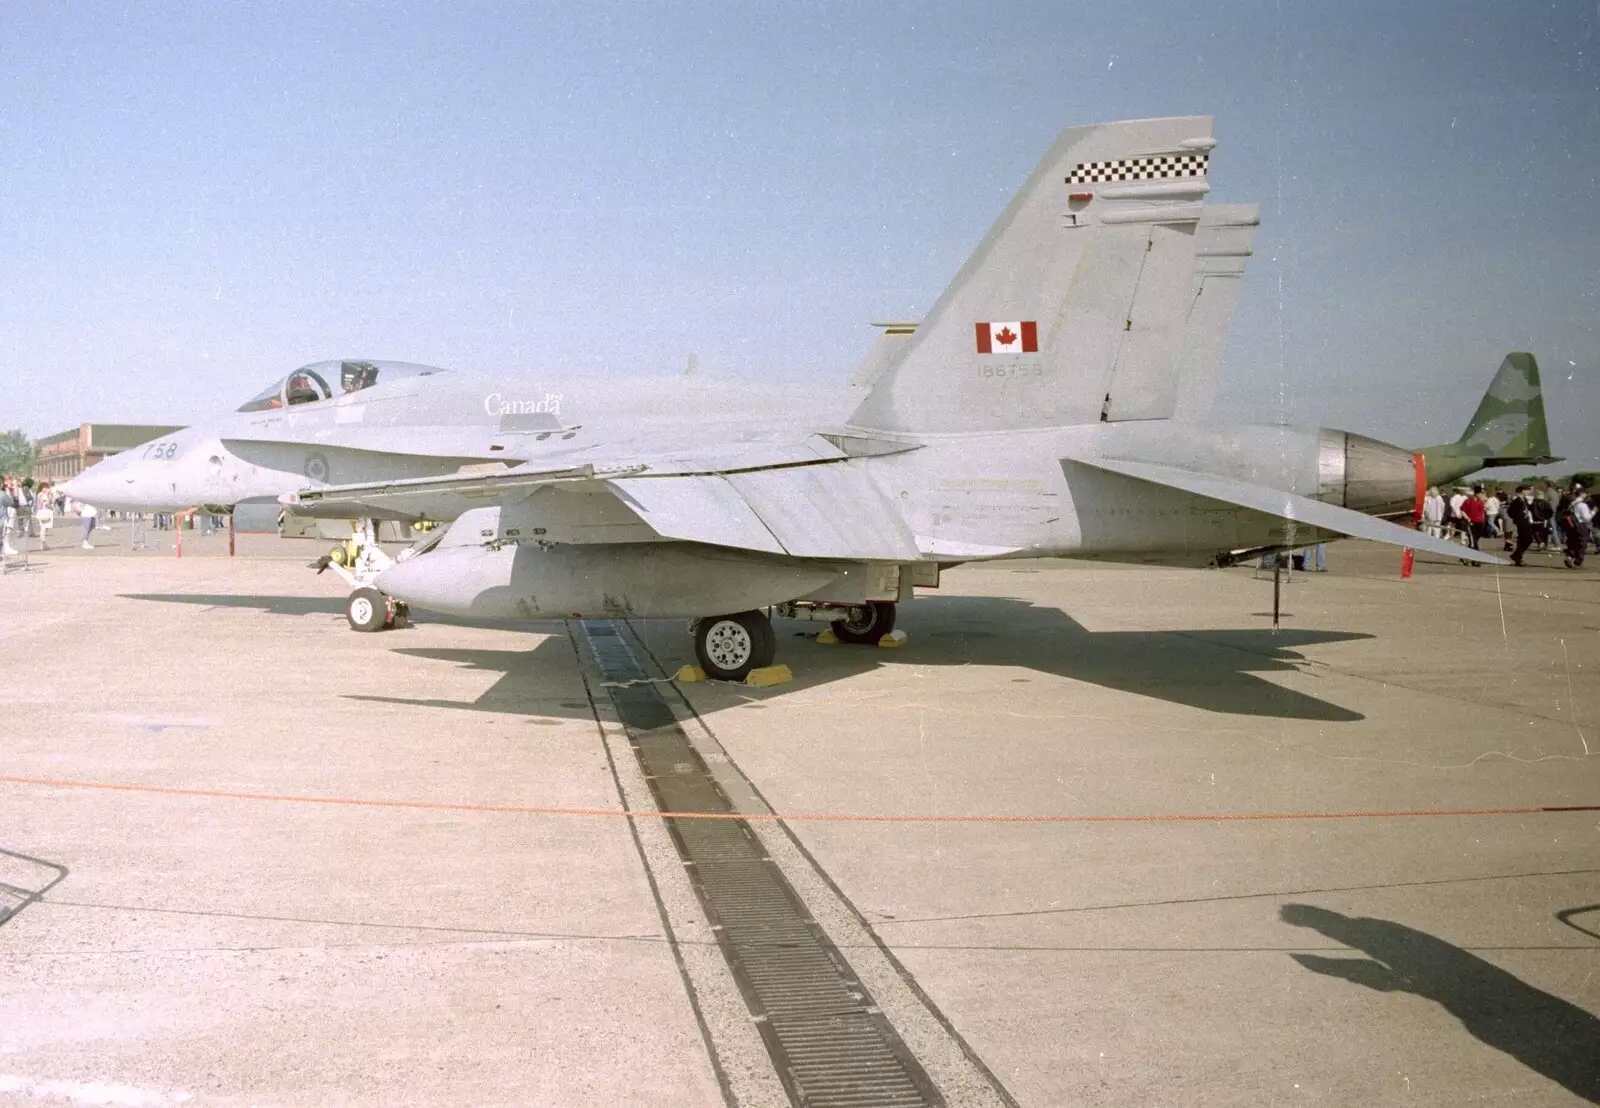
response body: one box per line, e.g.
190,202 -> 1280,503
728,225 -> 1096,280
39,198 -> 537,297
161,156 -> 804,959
1474,454 -> 1564,469
1062,453 -> 1509,565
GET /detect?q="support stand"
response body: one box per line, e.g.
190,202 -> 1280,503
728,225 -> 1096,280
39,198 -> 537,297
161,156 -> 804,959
1272,558 -> 1282,630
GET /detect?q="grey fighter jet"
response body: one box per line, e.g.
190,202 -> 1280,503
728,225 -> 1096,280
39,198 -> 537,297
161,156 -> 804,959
284,117 -> 1505,676
67,116 -> 1506,681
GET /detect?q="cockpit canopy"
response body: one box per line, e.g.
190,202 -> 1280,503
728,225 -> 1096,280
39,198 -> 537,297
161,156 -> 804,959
237,360 -> 449,412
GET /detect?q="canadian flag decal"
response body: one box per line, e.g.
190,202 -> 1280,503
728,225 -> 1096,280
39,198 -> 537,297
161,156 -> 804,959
975,320 -> 1038,354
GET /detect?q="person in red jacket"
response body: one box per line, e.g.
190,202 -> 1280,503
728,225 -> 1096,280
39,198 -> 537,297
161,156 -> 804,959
1461,487 -> 1488,550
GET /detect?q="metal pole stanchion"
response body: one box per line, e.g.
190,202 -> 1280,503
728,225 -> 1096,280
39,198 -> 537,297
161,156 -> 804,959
1272,557 -> 1282,630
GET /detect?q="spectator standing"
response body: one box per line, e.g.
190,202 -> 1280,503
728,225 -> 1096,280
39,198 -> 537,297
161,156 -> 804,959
16,480 -> 34,538
1461,487 -> 1487,550
1568,492 -> 1594,569
1421,487 -> 1446,538
1532,488 -> 1555,550
1506,486 -> 1536,566
34,483 -> 54,548
0,476 -> 16,557
1448,487 -> 1469,535
1547,484 -> 1564,548
1484,489 -> 1502,538
80,502 -> 98,551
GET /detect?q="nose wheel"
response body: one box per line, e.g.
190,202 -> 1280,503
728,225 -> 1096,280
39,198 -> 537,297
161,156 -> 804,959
692,610 -> 776,681
347,586 -> 408,632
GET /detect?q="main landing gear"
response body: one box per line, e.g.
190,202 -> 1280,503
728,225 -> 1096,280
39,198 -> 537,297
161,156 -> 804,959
690,601 -> 899,681
828,601 -> 896,644
692,611 -> 777,682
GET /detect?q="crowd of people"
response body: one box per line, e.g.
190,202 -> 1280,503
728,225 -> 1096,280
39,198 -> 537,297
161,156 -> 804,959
1420,481 -> 1595,568
3,474 -> 232,556
1,474 -> 87,552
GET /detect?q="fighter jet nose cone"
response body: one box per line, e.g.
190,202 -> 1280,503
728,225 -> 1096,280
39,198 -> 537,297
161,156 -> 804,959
58,472 -> 111,505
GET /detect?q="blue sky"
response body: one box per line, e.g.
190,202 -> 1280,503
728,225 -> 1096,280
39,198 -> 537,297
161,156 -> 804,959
3,1 -> 1596,461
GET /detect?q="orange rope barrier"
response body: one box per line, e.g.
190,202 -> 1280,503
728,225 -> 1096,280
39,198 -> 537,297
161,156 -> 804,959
2,775 -> 1593,825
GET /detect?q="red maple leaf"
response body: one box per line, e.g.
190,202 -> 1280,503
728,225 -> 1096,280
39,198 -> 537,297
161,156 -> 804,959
994,326 -> 1017,346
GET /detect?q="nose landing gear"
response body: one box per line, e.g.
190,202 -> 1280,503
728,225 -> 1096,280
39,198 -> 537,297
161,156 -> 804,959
347,586 -> 409,632
304,518 -> 409,632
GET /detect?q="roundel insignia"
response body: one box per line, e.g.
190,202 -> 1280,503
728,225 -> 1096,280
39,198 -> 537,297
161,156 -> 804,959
304,453 -> 330,483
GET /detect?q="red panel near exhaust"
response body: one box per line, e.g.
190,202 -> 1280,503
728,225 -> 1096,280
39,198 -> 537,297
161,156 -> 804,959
1412,452 -> 1427,522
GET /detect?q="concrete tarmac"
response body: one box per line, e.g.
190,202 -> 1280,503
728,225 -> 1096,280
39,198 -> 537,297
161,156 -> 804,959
1,537 -> 1596,1105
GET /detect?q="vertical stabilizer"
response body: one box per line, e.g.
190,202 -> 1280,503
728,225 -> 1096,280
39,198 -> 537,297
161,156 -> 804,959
1170,204 -> 1259,419
1418,352 -> 1560,486
848,116 -> 1217,434
1458,352 -> 1552,461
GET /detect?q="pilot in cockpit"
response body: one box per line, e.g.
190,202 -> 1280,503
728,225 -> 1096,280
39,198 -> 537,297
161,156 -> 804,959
340,361 -> 380,394
285,373 -> 322,406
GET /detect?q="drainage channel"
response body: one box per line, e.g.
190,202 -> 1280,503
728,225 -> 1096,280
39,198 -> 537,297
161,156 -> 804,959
583,621 -> 944,1108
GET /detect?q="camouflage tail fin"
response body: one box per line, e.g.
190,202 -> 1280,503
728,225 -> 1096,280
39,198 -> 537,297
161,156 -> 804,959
1457,352 -> 1555,463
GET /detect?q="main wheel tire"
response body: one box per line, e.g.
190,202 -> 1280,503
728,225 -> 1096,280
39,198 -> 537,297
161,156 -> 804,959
830,601 -> 896,645
693,610 -> 776,681
347,586 -> 388,632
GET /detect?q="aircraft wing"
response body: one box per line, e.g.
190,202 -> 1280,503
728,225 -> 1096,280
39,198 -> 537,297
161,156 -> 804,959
222,426 -> 509,460
284,455 -> 921,562
1063,453 -> 1510,565
281,461 -> 614,509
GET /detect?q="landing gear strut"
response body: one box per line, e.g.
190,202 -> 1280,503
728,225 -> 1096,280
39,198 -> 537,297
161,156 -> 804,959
692,610 -> 776,681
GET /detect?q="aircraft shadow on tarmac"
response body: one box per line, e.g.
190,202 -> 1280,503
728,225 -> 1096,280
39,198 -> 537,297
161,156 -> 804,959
0,847 -> 68,929
120,592 -> 518,630
346,594 -> 1370,723
122,591 -> 1370,721
1281,904 -> 1600,1103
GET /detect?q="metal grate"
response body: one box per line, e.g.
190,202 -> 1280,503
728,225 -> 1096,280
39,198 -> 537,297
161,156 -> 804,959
585,622 -> 942,1108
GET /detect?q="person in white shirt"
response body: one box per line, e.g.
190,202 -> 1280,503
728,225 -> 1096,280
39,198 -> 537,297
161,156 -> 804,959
1421,487 -> 1447,538
1562,489 -> 1592,569
34,483 -> 54,548
80,502 -> 98,550
1447,488 -> 1469,535
1484,491 -> 1502,537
